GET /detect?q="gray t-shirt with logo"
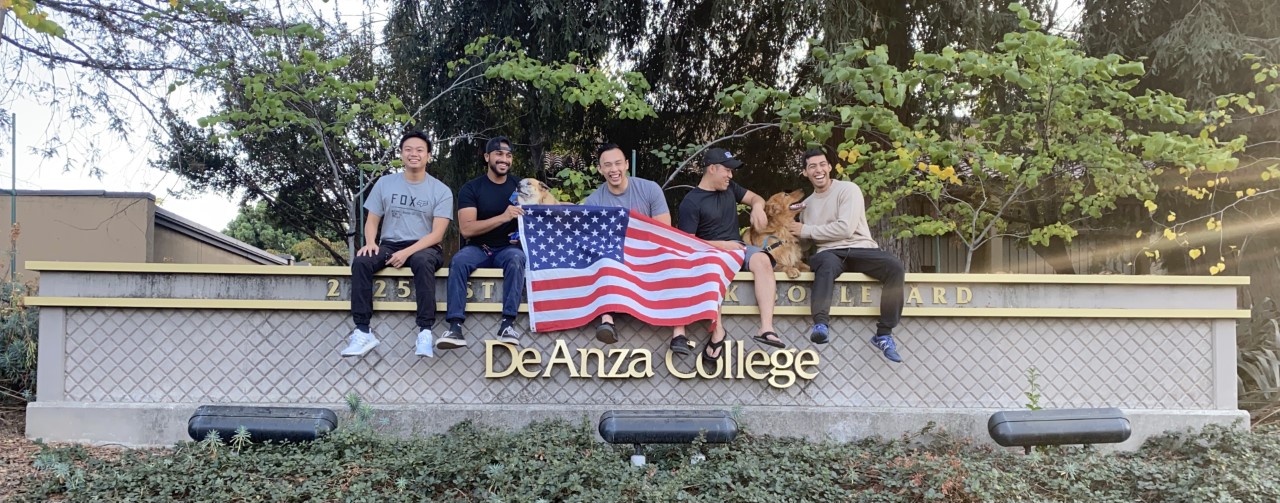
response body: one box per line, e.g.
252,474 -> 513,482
364,172 -> 454,243
582,177 -> 670,218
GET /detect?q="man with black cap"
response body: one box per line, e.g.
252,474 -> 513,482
673,147 -> 782,365
436,136 -> 526,350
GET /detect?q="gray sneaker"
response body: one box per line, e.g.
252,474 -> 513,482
340,329 -> 379,357
496,324 -> 521,345
434,328 -> 467,350
415,328 -> 435,357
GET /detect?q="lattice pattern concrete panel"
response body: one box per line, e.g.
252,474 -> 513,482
62,308 -> 1215,410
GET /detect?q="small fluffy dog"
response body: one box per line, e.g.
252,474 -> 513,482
743,189 -> 810,278
516,178 -> 559,206
511,178 -> 559,244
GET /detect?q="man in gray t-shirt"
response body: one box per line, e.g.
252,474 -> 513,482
583,143 -> 671,344
340,131 -> 454,359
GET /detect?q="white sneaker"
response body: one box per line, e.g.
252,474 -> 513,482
340,329 -> 379,357
415,328 -> 435,358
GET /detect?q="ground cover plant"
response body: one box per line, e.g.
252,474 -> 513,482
12,417 -> 1280,502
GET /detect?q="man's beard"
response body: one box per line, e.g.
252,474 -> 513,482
488,162 -> 510,178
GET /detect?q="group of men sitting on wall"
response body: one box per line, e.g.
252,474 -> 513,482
340,131 -> 905,365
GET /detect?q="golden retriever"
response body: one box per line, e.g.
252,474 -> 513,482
743,190 -> 810,278
517,178 -> 558,206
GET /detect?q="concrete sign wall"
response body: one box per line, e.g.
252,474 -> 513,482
25,262 -> 1249,448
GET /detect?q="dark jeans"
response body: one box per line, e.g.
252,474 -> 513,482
808,247 -> 905,334
351,241 -> 444,331
446,244 -> 525,324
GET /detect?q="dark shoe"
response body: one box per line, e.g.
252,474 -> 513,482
495,323 -> 522,346
809,323 -> 830,344
435,328 -> 467,350
701,337 -> 726,366
596,322 -> 617,344
751,331 -> 785,349
669,335 -> 692,356
870,334 -> 903,363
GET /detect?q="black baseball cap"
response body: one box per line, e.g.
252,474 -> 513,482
701,148 -> 744,169
485,136 -> 513,153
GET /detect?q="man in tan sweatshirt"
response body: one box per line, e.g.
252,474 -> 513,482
786,148 -> 905,363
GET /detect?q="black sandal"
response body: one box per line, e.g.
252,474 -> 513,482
595,321 -> 617,344
701,337 -> 726,365
670,335 -> 692,356
751,331 -> 786,349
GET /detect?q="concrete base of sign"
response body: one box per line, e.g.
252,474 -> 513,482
26,401 -> 1248,450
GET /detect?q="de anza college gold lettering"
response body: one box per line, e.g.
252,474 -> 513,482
485,340 -> 819,390
325,279 -> 974,306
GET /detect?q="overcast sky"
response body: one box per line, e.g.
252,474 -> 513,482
1,1 -> 389,233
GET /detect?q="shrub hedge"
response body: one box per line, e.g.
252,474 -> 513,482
15,418 -> 1280,502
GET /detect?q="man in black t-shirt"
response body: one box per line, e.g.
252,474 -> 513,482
674,148 -> 782,364
437,136 -> 526,350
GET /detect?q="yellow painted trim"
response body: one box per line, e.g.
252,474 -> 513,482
22,261 -> 501,278
25,296 -> 1247,318
24,261 -> 1250,285
24,297 -> 528,313
727,306 -> 1249,318
736,271 -> 1250,285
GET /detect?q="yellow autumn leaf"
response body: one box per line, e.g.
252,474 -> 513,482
1143,200 -> 1157,214
1206,180 -> 1216,187
1166,212 -> 1176,222
1135,230 -> 1143,238
1154,250 -> 1161,260
847,150 -> 860,163
1236,191 -> 1244,198
170,0 -> 178,7
1210,265 -> 1221,275
1143,251 -> 1155,258
1264,172 -> 1273,181
1163,228 -> 1177,240
1246,188 -> 1257,196
1189,249 -> 1202,259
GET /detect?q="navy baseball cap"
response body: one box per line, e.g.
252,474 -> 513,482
701,148 -> 744,169
485,136 -> 513,153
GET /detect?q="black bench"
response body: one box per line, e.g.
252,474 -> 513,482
988,407 -> 1131,453
188,405 -> 337,443
598,410 -> 739,466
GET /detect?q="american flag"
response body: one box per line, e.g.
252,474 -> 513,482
519,205 -> 745,332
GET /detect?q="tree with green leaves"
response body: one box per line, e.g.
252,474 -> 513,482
158,6 -> 654,264
1,0 -> 269,166
720,3 -> 1242,273
223,200 -> 307,254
